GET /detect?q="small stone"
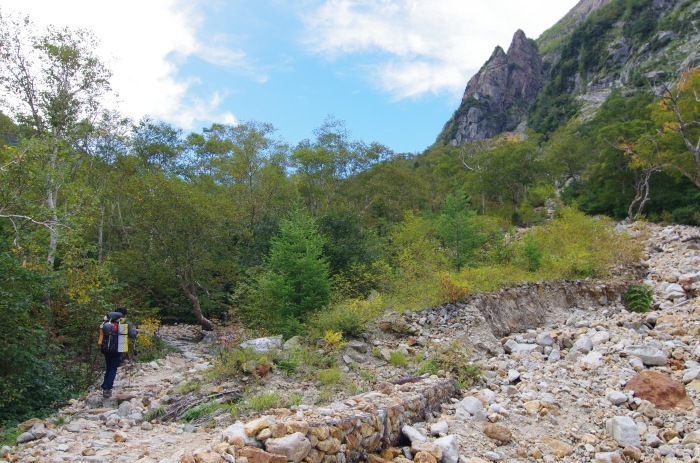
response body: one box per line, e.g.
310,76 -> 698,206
430,421 -> 448,436
193,451 -> 224,463
113,431 -> 127,442
402,425 -> 428,443
621,446 -> 643,461
594,451 -> 623,463
482,423 -> 512,444
245,418 -> 270,437
606,416 -> 640,447
413,451 -> 438,463
682,430 -> 700,445
607,391 -> 628,405
542,438 -> 574,458
411,442 -> 442,460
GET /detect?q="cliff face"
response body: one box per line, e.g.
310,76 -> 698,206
437,0 -> 700,146
438,30 -> 543,145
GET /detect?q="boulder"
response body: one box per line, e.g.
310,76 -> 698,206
240,336 -> 283,353
434,435 -> 459,463
622,345 -> 668,366
264,432 -> 311,463
624,370 -> 694,410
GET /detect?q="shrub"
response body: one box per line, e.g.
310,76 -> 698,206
143,406 -> 167,422
134,317 -> 175,362
624,284 -> 654,313
308,296 -> 384,338
417,358 -> 441,376
323,330 -> 344,349
318,367 -> 342,385
389,351 -> 409,367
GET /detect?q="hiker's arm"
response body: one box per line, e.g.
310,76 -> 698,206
128,323 -> 138,339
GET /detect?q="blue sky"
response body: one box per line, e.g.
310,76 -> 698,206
3,0 -> 580,154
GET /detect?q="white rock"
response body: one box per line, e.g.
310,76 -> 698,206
222,421 -> 261,447
664,283 -> 685,299
622,345 -> 669,366
430,421 -> 449,436
507,370 -> 521,383
606,391 -> 628,405
683,368 -> 700,383
580,351 -> 604,369
434,435 -> 459,463
536,332 -> 554,347
590,331 -> 611,345
606,416 -> 641,447
572,335 -> 593,354
457,396 -> 484,416
240,335 -> 283,353
402,425 -> 428,443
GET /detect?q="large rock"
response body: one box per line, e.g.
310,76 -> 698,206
622,345 -> 668,366
434,435 -> 459,463
264,432 -> 311,463
437,29 -> 543,144
606,416 -> 640,447
240,336 -> 283,353
222,422 -> 261,447
624,370 -> 694,410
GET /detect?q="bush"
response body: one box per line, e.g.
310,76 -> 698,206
389,351 -> 409,367
308,296 -> 384,338
624,284 -> 654,313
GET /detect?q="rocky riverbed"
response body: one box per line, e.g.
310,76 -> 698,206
2,222 -> 699,463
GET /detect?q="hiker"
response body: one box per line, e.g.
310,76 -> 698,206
99,306 -> 137,398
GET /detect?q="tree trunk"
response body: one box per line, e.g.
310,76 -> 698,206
98,203 -> 105,262
179,281 -> 214,331
46,189 -> 58,268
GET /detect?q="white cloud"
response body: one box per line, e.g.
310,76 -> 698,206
1,0 -> 241,129
302,0 -> 580,99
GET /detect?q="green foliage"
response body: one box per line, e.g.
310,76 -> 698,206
175,380 -> 202,395
527,207 -> 641,279
181,400 -> 223,422
422,343 -> 482,389
259,208 -> 331,336
623,284 -> 654,313
389,351 -> 409,367
435,191 -> 489,270
318,367 -> 343,385
417,358 -> 441,376
143,406 -> 167,422
519,236 -> 544,272
307,296 -> 384,338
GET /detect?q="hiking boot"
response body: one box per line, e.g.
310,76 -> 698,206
103,389 -> 112,398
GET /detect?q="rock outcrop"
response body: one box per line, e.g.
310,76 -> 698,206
437,30 -> 543,145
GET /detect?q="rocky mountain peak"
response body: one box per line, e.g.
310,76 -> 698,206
438,29 -> 543,145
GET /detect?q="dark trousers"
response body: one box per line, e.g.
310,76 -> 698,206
101,352 -> 122,391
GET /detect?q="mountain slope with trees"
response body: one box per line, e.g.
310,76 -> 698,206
0,0 -> 698,428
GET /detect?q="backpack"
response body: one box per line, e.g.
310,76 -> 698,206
98,312 -> 130,353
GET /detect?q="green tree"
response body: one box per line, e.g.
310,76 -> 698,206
475,135 -> 546,221
435,191 -> 489,270
260,209 -> 331,335
0,13 -> 112,267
